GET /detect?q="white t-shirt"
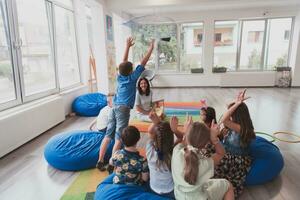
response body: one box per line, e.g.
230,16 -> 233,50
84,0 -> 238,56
135,91 -> 152,113
171,144 -> 229,200
96,105 -> 111,131
146,141 -> 174,194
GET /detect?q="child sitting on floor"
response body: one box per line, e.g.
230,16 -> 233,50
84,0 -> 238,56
111,126 -> 149,185
213,89 -> 255,197
146,111 -> 181,199
171,117 -> 234,200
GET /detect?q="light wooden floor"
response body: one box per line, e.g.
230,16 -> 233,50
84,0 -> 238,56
0,88 -> 300,200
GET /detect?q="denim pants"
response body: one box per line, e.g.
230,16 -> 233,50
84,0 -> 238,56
105,105 -> 131,140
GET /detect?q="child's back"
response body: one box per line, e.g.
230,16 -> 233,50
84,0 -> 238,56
113,63 -> 145,108
111,126 -> 149,185
112,148 -> 148,185
171,122 -> 234,200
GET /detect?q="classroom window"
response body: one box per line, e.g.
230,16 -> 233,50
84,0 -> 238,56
157,24 -> 178,72
213,21 -> 239,70
16,0 -> 56,96
54,5 -> 80,89
0,0 -> 82,111
132,24 -> 155,71
239,20 -> 265,70
0,0 -> 16,104
264,18 -> 292,69
180,22 -> 203,72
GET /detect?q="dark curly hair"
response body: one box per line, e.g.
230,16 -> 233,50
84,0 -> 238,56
137,78 -> 151,96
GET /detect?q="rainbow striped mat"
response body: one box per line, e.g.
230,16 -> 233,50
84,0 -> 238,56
130,101 -> 204,132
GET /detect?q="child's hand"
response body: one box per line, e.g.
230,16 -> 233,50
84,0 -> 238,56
170,116 -> 179,132
149,111 -> 160,124
149,39 -> 155,49
210,120 -> 220,142
183,115 -> 193,133
126,37 -> 135,47
235,89 -> 250,104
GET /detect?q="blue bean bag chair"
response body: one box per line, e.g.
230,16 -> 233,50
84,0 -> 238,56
95,173 -> 171,200
245,136 -> 284,186
44,130 -> 114,171
72,93 -> 107,116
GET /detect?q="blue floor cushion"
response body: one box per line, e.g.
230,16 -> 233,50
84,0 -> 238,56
94,173 -> 171,200
44,130 -> 113,171
72,93 -> 107,117
245,136 -> 284,185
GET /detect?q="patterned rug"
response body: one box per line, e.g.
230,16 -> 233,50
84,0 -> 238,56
60,149 -> 146,200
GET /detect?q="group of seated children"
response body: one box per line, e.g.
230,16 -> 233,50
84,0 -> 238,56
96,36 -> 255,199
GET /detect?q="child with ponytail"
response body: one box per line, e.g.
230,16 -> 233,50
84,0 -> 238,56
171,116 -> 234,200
146,111 -> 176,199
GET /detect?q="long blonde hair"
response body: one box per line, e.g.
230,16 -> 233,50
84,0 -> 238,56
184,122 -> 210,185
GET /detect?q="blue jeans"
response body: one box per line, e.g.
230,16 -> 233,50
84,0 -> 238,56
105,105 -> 131,140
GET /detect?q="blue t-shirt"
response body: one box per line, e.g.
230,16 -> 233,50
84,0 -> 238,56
113,65 -> 145,108
223,130 -> 250,156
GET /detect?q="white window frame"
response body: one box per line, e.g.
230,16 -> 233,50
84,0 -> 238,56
0,0 -> 81,111
178,21 -> 205,73
51,1 -> 82,91
0,0 -> 22,110
214,17 -> 294,72
213,19 -> 240,71
10,0 -> 59,103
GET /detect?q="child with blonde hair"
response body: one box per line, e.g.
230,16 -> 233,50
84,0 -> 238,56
171,117 -> 234,200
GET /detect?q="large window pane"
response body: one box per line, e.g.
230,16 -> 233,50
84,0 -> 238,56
214,21 -> 238,71
132,24 -> 155,70
55,6 -> 80,88
16,0 -> 56,96
0,0 -> 16,103
180,23 -> 203,72
239,20 -> 265,70
265,18 -> 292,70
156,24 -> 177,71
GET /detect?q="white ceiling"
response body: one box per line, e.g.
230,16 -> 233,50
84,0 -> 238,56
104,0 -> 300,15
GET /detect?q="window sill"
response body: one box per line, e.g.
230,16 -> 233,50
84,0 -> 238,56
0,94 -> 61,118
59,83 -> 86,95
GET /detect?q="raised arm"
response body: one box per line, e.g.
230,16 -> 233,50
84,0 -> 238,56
210,120 -> 226,166
219,89 -> 250,132
170,116 -> 184,140
123,37 -> 135,62
140,39 -> 155,67
170,115 -> 193,145
147,111 -> 161,139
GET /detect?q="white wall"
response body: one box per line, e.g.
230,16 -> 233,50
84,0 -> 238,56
88,0 -> 110,94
